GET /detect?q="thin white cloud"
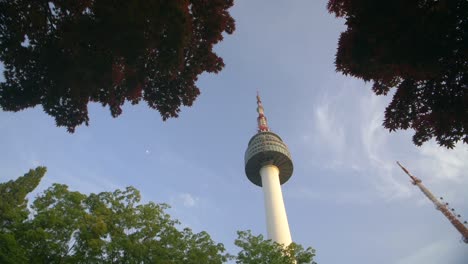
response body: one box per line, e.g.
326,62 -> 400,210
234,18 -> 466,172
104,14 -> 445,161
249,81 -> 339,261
358,93 -> 412,200
314,102 -> 345,155
416,142 -> 468,182
299,76 -> 467,203
179,193 -> 199,208
43,167 -> 123,195
396,238 -> 468,264
304,78 -> 410,200
169,192 -> 199,209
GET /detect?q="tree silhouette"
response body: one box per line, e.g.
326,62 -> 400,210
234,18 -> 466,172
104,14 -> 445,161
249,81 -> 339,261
0,0 -> 235,132
328,0 -> 467,148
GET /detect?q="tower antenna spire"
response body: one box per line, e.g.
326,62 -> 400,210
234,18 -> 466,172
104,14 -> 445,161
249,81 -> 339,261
397,161 -> 468,244
256,92 -> 270,132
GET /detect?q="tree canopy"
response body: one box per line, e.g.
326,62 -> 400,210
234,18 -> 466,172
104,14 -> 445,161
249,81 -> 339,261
328,0 -> 468,148
0,167 -> 46,263
0,0 -> 235,132
0,168 -> 228,263
235,230 -> 316,264
0,168 -> 317,264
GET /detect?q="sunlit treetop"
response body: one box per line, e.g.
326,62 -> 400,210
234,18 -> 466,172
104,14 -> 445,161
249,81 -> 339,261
0,0 -> 235,132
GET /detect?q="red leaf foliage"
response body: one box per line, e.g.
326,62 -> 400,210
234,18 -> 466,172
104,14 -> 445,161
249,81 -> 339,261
0,0 -> 235,132
328,0 -> 467,148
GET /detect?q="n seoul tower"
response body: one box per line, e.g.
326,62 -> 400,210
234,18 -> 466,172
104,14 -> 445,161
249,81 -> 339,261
244,93 -> 294,246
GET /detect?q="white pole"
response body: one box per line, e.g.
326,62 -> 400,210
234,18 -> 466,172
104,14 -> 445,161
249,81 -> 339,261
260,164 -> 292,246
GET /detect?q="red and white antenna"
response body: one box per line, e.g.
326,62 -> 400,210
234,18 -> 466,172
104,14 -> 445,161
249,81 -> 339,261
397,161 -> 468,243
256,92 -> 270,132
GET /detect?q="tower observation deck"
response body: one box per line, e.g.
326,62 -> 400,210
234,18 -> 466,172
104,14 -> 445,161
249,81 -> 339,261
244,93 -> 294,246
245,132 -> 293,186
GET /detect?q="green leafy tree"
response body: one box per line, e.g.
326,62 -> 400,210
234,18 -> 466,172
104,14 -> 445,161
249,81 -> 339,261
0,168 -> 228,263
0,0 -> 235,132
0,168 -> 317,263
234,230 -> 316,264
328,0 -> 467,148
0,167 -> 46,229
0,167 -> 46,264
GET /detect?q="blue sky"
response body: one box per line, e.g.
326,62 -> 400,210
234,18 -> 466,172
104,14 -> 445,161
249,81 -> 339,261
1,1 -> 467,263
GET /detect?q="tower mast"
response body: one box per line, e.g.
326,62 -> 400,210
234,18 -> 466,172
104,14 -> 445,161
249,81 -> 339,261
397,161 -> 468,243
256,92 -> 270,132
245,93 -> 294,246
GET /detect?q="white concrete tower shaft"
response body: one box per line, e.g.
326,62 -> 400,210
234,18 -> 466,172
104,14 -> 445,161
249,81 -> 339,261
260,164 -> 292,245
